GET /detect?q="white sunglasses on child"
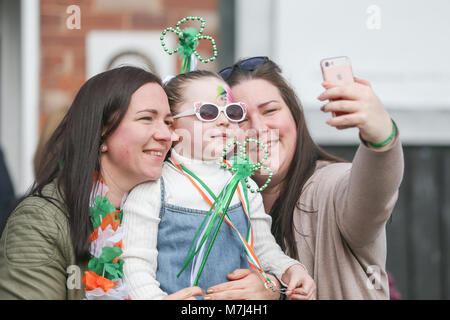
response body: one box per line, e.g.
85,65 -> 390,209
172,102 -> 247,122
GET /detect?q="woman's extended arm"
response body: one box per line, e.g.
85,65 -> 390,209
318,78 -> 404,247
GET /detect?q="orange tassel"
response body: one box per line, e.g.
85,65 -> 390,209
82,271 -> 118,292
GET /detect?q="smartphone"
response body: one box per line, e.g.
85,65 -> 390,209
320,56 -> 354,117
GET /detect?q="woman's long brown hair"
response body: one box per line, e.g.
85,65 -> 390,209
225,58 -> 344,259
31,66 -> 162,260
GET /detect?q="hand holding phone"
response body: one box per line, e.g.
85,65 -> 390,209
320,56 -> 354,117
318,57 -> 393,143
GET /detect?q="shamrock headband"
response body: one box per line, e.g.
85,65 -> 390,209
160,16 -> 218,74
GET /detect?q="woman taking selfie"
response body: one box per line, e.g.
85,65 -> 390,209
203,57 -> 404,300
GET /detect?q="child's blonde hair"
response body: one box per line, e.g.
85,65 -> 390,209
163,70 -> 223,115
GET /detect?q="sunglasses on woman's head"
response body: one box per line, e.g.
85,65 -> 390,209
219,56 -> 269,80
172,102 -> 247,123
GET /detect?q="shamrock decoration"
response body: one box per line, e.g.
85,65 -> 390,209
88,246 -> 124,280
160,16 -> 218,74
89,195 -> 119,229
221,138 -> 273,193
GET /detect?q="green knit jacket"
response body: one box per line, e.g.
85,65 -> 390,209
0,180 -> 88,299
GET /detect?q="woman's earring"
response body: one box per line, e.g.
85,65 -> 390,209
100,144 -> 107,152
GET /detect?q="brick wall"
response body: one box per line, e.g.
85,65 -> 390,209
39,0 -> 219,128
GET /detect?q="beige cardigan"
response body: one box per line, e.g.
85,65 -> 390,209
293,136 -> 403,299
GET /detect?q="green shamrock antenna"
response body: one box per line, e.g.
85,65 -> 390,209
160,16 -> 218,74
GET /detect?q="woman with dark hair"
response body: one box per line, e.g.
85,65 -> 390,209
203,57 -> 404,300
0,66 -> 203,300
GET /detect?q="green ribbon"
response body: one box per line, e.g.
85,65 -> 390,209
192,176 -> 241,286
179,28 -> 198,73
177,176 -> 242,286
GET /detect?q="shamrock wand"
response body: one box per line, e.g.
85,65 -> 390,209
177,138 -> 275,288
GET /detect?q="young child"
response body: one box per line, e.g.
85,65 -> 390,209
122,70 -> 315,300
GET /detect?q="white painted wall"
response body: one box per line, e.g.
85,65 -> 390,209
235,0 -> 274,58
86,30 -> 176,79
236,0 -> 450,145
20,0 -> 40,193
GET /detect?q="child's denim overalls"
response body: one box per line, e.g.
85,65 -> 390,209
156,177 -> 250,295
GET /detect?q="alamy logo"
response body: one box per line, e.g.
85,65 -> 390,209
66,5 -> 81,30
366,5 -> 382,30
66,265 -> 81,290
